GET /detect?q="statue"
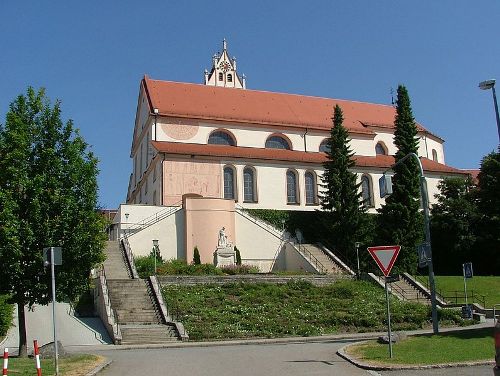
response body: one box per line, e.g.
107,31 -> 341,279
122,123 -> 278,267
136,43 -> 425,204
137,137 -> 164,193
218,227 -> 227,247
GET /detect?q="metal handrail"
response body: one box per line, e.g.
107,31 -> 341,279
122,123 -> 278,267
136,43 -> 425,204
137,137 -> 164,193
295,243 -> 327,274
121,237 -> 139,279
234,206 -> 284,239
441,290 -> 486,308
124,201 -> 183,236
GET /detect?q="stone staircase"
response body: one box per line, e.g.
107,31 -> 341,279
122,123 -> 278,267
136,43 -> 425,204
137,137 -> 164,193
368,273 -> 431,304
103,241 -> 129,279
101,241 -> 181,344
299,244 -> 354,275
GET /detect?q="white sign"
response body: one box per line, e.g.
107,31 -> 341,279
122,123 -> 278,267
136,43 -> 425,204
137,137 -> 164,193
367,245 -> 401,277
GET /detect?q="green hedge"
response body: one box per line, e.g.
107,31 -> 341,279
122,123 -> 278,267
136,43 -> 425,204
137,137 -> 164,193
0,295 -> 13,336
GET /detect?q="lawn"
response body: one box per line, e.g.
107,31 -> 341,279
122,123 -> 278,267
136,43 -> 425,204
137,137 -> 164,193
416,276 -> 500,308
4,354 -> 105,376
348,327 -> 494,365
162,280 -> 467,341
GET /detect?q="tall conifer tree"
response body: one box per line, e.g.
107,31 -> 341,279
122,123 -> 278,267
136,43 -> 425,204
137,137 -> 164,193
0,88 -> 105,356
320,104 -> 364,261
377,85 -> 422,272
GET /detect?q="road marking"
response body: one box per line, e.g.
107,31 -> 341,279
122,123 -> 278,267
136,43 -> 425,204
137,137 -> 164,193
366,370 -> 382,376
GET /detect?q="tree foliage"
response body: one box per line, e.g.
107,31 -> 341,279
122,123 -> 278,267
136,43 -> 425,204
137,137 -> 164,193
473,149 -> 500,274
0,88 -> 105,355
430,177 -> 478,274
320,104 -> 365,262
377,85 -> 422,272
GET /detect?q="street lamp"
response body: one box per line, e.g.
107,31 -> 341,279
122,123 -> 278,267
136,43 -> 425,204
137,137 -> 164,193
124,213 -> 129,238
478,79 -> 500,143
152,239 -> 159,275
380,152 -> 439,334
355,242 -> 361,278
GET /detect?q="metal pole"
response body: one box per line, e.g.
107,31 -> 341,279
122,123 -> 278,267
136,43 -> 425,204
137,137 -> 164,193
154,245 -> 157,276
356,243 -> 360,278
491,86 -> 500,143
463,264 -> 468,308
50,247 -> 59,376
383,152 -> 439,334
385,278 -> 393,358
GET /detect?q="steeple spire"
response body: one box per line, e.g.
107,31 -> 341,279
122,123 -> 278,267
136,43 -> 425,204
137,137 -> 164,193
204,39 -> 245,89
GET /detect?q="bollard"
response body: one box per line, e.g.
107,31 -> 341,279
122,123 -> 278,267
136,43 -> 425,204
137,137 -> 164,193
2,348 -> 8,376
33,340 -> 42,376
495,319 -> 500,376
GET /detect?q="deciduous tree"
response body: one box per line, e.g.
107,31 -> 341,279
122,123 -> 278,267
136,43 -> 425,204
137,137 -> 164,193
0,88 -> 105,356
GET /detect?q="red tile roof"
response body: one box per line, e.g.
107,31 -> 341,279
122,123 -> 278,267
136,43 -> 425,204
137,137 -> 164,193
151,141 -> 467,175
143,76 -> 432,136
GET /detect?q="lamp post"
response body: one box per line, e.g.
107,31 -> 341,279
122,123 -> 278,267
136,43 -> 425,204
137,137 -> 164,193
124,213 -> 129,238
380,152 -> 439,334
152,239 -> 159,276
355,242 -> 361,278
479,79 -> 500,143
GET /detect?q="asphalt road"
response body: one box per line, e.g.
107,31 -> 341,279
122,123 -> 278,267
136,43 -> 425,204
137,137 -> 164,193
92,341 -> 493,376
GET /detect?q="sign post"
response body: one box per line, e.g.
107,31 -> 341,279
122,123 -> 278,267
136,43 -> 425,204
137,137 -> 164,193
367,245 -> 401,358
462,262 -> 473,319
43,247 -> 62,376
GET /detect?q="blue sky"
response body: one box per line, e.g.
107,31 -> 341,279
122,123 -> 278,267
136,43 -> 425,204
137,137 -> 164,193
1,1 -> 499,209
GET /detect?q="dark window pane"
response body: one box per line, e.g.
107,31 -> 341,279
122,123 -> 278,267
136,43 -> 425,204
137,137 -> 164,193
266,135 -> 290,150
319,140 -> 331,153
287,171 -> 297,203
305,172 -> 315,204
224,167 -> 234,199
361,176 -> 372,207
243,168 -> 254,202
209,131 -> 235,146
375,143 -> 386,155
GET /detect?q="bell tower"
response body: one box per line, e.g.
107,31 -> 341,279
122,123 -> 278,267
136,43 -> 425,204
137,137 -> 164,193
204,39 -> 246,89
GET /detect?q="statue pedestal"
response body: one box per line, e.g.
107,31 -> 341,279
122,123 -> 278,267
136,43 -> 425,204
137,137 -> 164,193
214,246 -> 235,267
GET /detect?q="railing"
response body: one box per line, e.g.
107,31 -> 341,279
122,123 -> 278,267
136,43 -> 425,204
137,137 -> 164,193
234,206 -> 284,240
295,243 -> 327,274
154,277 -> 189,341
441,290 -> 486,308
95,266 -> 122,344
121,237 -> 139,279
123,201 -> 183,237
318,244 -> 355,276
494,304 -> 500,324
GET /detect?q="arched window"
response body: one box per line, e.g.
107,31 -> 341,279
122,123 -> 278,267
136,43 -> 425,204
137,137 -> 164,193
223,166 -> 236,200
227,74 -> 233,83
265,135 -> 291,150
361,175 -> 373,208
319,139 -> 331,153
208,130 -> 236,146
305,171 -> 317,205
243,167 -> 257,202
432,149 -> 438,162
218,72 -> 223,81
286,170 -> 299,204
375,142 -> 387,155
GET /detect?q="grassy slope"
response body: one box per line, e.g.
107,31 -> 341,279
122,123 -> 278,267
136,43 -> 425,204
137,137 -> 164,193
349,327 -> 494,364
162,280 -> 466,341
431,276 -> 500,308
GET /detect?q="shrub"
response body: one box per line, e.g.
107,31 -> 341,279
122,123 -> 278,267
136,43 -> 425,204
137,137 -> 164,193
0,295 -> 13,336
193,247 -> 201,265
157,259 -> 224,276
235,246 -> 241,265
135,255 -> 160,278
220,264 -> 260,275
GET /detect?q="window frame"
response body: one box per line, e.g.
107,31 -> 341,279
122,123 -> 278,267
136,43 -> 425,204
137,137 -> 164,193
304,171 -> 318,205
286,169 -> 300,205
375,142 -> 388,156
208,129 -> 237,146
319,139 -> 331,153
265,134 -> 292,150
361,174 -> 374,208
243,166 -> 258,203
223,165 -> 237,201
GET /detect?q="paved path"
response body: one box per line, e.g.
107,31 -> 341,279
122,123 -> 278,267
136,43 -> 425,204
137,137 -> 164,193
90,340 -> 493,376
1,302 -> 111,353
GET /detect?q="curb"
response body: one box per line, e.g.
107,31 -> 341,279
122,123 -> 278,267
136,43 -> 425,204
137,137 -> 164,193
336,341 -> 495,371
85,357 -> 112,376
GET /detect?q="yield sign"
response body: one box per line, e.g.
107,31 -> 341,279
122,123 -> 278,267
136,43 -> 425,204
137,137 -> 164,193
367,245 -> 401,277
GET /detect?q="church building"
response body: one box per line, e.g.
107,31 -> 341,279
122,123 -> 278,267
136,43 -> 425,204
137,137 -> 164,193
116,40 -> 467,271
